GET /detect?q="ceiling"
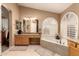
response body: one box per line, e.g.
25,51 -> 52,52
18,3 -> 72,13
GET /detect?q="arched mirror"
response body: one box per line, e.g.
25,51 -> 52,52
61,12 -> 78,40
41,17 -> 58,42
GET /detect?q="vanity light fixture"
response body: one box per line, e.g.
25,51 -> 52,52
23,17 -> 37,23
23,17 -> 37,20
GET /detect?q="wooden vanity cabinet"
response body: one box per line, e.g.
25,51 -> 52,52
15,34 -> 40,46
68,39 -> 79,56
15,35 -> 29,46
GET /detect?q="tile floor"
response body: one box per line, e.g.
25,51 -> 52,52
2,45 -> 60,56
2,45 -> 9,52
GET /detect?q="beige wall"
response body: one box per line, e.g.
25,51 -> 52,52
60,3 -> 79,39
61,3 -> 79,16
19,6 -> 60,33
2,3 -> 19,46
1,3 -> 79,46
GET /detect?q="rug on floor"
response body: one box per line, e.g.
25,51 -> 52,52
34,47 -> 54,56
9,46 -> 27,51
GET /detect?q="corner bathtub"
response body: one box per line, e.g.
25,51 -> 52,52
40,36 -> 68,56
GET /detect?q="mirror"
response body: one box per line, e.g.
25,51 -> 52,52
22,17 -> 39,33
15,20 -> 22,34
16,17 -> 39,34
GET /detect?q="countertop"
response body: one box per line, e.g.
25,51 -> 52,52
15,33 -> 41,36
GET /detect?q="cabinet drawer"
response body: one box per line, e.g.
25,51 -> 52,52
29,38 -> 40,45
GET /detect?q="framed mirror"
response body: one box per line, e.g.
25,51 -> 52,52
15,20 -> 22,34
22,17 -> 39,33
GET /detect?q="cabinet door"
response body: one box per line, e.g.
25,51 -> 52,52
15,35 -> 29,45
68,40 -> 79,56
68,40 -> 75,47
69,46 -> 79,56
15,36 -> 21,45
21,36 -> 29,45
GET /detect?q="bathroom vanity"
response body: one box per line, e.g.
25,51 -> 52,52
15,16 -> 40,45
68,37 -> 79,56
15,33 -> 40,46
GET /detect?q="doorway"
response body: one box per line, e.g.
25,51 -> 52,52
1,6 -> 10,52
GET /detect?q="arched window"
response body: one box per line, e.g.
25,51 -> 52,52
41,17 -> 58,41
61,12 -> 78,40
61,14 -> 68,39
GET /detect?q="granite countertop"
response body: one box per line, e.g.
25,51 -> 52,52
68,37 -> 79,44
